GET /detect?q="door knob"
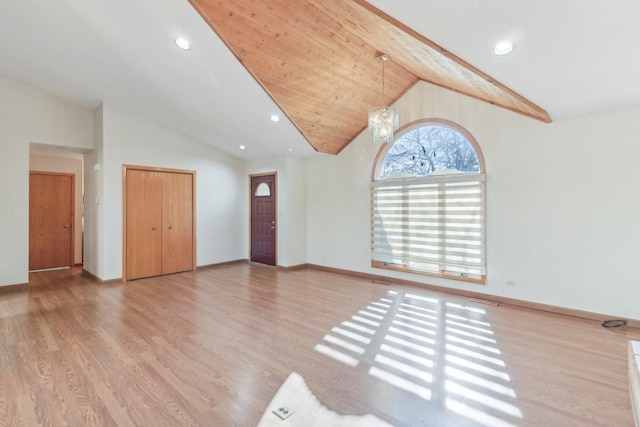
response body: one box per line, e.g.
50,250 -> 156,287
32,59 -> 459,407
63,224 -> 70,228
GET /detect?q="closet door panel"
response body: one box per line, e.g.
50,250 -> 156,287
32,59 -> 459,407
175,172 -> 194,272
162,172 -> 194,274
126,170 -> 163,279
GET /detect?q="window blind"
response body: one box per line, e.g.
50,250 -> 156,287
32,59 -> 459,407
371,173 -> 486,277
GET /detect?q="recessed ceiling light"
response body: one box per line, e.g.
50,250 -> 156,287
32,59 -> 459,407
175,38 -> 191,50
238,145 -> 247,150
493,41 -> 514,56
270,114 -> 281,123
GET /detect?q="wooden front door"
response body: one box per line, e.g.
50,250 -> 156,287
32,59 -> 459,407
29,172 -> 74,271
250,174 -> 276,266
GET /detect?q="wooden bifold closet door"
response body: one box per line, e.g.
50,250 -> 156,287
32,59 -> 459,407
161,172 -> 194,274
125,167 -> 195,281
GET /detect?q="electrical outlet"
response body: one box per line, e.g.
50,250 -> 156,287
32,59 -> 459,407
272,405 -> 294,420
506,280 -> 516,287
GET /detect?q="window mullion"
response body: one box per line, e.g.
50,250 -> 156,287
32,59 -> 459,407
401,183 -> 410,268
438,182 -> 446,274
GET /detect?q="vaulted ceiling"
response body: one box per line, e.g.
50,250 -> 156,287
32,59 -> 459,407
189,0 -> 549,154
1,1 -> 639,159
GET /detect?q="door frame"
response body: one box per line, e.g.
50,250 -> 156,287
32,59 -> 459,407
249,172 -> 277,266
122,164 -> 197,281
29,171 -> 75,271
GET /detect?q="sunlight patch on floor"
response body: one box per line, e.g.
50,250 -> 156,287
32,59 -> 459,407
314,344 -> 359,367
314,289 -> 523,425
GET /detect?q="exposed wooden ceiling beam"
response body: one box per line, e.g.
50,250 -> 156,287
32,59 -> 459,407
344,0 -> 551,122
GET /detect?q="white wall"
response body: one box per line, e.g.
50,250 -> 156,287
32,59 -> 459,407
246,156 -> 308,267
0,75 -> 248,284
29,154 -> 84,265
307,81 -> 640,319
83,104 -> 104,276
88,103 -> 247,280
285,156 -> 308,266
0,75 -> 93,286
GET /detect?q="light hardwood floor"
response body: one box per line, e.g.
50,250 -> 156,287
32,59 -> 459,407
2,264 -> 638,426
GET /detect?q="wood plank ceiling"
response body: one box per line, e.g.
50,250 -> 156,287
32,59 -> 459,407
188,0 -> 551,155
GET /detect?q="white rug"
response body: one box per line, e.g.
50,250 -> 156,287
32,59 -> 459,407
257,372 -> 392,426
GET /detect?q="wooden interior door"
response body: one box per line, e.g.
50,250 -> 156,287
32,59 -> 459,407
250,174 -> 276,266
162,172 -> 194,274
126,170 -> 163,280
29,172 -> 74,270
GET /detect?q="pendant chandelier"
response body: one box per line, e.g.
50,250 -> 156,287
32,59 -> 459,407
368,54 -> 399,144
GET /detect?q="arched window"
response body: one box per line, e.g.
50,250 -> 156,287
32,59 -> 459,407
371,119 -> 486,283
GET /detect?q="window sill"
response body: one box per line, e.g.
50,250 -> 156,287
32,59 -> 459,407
371,261 -> 486,285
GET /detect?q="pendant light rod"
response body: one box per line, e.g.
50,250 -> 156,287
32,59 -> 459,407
375,53 -> 390,103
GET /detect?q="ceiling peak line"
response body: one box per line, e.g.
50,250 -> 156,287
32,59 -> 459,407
346,0 -> 551,121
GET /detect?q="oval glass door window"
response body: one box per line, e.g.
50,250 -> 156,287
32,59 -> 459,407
255,182 -> 271,197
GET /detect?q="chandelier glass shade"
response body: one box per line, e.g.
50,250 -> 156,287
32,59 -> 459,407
368,54 -> 399,144
368,106 -> 399,143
